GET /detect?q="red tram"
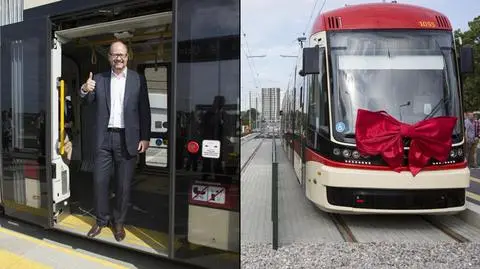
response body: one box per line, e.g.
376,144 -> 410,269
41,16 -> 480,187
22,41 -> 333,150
281,2 -> 474,214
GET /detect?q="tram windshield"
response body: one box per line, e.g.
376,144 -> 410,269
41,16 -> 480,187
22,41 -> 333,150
328,30 -> 462,144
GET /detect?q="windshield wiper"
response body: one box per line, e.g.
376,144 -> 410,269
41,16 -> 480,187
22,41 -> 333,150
399,101 -> 411,121
422,97 -> 449,121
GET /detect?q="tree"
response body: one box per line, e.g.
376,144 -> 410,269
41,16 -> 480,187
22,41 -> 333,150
241,108 -> 260,127
454,16 -> 480,111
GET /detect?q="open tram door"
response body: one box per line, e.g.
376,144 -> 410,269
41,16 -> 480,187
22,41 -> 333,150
0,17 -> 58,228
48,11 -> 176,256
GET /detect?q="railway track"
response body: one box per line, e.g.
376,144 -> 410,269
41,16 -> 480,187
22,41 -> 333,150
329,213 -> 358,242
421,215 -> 470,243
241,138 -> 264,174
328,213 -> 475,243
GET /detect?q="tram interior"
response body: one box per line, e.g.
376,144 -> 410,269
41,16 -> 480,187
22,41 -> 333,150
53,12 -> 175,254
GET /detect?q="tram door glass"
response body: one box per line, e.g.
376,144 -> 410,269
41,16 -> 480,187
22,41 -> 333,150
0,17 -> 51,226
174,0 -> 240,264
144,65 -> 169,168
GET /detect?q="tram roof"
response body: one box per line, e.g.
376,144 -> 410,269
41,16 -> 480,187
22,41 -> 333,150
311,2 -> 452,35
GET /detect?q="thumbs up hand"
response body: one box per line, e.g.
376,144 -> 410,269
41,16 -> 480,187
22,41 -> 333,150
82,72 -> 96,92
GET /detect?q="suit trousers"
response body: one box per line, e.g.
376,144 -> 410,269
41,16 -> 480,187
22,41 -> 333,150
94,129 -> 136,226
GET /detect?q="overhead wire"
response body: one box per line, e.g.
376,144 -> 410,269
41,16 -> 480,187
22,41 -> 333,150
242,31 -> 260,81
242,44 -> 260,89
242,31 -> 261,89
303,0 -> 327,37
284,0 -> 328,90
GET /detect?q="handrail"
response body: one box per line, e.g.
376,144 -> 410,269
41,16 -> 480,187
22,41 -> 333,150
271,131 -> 278,250
59,79 -> 65,155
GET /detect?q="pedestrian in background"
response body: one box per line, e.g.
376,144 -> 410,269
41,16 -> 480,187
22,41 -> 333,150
475,113 -> 480,167
465,112 -> 478,168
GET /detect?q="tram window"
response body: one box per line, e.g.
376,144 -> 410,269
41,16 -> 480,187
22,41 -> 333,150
4,39 -> 46,154
307,78 -> 318,128
144,66 -> 168,168
294,86 -> 302,136
307,48 -> 328,146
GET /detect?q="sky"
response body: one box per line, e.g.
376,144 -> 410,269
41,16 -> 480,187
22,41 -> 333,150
240,0 -> 480,111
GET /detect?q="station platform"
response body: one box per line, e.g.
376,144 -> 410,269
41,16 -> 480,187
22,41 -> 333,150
467,169 -> 480,208
241,139 -> 272,243
276,141 -> 344,244
0,213 -> 198,269
0,224 -> 125,269
241,139 -> 344,246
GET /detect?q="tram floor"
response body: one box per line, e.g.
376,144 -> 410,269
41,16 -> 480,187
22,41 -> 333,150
54,161 -> 177,255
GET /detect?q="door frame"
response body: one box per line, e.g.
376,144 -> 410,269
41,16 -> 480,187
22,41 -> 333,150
168,0 -> 178,259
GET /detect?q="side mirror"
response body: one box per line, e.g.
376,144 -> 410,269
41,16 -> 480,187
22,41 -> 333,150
302,46 -> 323,75
299,69 -> 305,77
460,45 -> 474,74
279,110 -> 283,116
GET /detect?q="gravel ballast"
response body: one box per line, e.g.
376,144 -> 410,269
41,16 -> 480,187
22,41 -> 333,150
241,242 -> 480,268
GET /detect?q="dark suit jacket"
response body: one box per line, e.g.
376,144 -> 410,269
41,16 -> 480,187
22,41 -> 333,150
58,98 -> 74,125
80,69 -> 151,156
58,98 -> 74,139
65,98 -> 74,124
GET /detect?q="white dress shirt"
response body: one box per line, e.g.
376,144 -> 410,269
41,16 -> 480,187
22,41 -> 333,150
108,68 -> 127,128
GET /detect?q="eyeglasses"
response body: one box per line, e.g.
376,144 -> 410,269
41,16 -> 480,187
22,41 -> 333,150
109,53 -> 128,58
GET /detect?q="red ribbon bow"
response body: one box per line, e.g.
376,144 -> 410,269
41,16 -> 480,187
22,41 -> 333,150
354,109 -> 457,176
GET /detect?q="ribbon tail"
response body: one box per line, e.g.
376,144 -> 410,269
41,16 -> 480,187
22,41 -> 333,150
408,142 -> 431,176
381,138 -> 405,172
409,166 -> 422,176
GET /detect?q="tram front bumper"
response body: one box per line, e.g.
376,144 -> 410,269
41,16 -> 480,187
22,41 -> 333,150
305,162 -> 470,214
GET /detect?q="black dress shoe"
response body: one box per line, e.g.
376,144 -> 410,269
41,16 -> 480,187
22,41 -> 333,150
113,223 -> 126,242
87,224 -> 104,238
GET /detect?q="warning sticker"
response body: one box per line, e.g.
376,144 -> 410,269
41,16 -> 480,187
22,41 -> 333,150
188,181 -> 238,210
191,184 -> 208,201
208,186 -> 226,204
202,140 -> 220,159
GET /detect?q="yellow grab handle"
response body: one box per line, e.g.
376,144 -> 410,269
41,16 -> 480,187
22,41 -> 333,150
60,80 -> 65,155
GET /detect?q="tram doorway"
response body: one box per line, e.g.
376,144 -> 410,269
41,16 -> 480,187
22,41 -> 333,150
51,12 -> 173,255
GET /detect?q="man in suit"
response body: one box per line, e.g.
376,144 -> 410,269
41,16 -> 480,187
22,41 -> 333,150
56,85 -> 74,165
80,40 -> 151,241
64,87 -> 74,140
58,84 -> 74,143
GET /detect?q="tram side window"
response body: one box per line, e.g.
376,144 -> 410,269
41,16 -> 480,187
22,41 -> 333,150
307,49 -> 328,148
294,86 -> 302,136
